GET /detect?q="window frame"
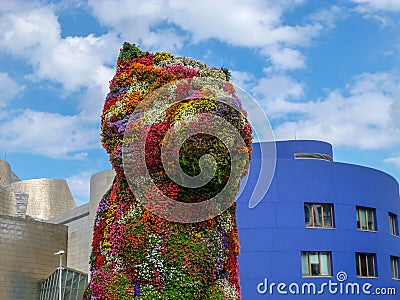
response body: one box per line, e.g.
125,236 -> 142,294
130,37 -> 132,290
356,206 -> 376,231
304,203 -> 335,228
356,252 -> 377,278
301,251 -> 332,277
389,213 -> 398,236
391,256 -> 399,279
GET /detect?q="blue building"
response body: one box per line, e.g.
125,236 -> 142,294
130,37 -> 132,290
237,140 -> 400,299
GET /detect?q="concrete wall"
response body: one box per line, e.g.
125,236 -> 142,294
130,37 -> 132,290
10,178 -> 76,220
89,169 -> 115,225
0,215 -> 68,300
88,170 -> 115,274
48,204 -> 91,273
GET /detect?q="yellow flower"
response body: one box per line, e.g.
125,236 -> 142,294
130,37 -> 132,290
153,52 -> 172,65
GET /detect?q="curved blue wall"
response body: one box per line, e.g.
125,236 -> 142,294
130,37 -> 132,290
237,140 -> 400,299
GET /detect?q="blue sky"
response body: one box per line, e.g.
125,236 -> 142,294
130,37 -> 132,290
1,0 -> 400,205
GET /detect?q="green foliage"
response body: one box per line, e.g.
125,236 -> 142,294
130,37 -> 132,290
118,42 -> 145,62
220,66 -> 231,81
205,285 -> 226,299
135,285 -> 163,300
136,273 -> 224,299
82,284 -> 91,300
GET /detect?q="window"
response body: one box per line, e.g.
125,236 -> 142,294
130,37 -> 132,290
356,207 -> 376,231
389,213 -> 398,236
301,251 -> 332,276
391,256 -> 399,279
304,203 -> 334,228
356,253 -> 376,277
294,152 -> 333,162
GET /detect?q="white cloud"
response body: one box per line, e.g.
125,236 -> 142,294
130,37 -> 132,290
30,33 -> 119,92
384,156 -> 400,168
0,3 -> 60,56
251,74 -> 305,119
0,2 -> 120,94
230,71 -> 255,91
0,1 -> 120,154
269,72 -> 400,149
66,170 -> 93,205
88,0 -> 332,70
266,47 -> 306,70
306,5 -> 344,30
0,109 -> 100,158
88,0 -> 185,52
351,0 -> 400,11
254,75 -> 303,101
351,0 -> 400,26
0,73 -> 23,107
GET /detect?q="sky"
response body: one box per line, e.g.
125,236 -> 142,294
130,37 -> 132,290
1,0 -> 400,205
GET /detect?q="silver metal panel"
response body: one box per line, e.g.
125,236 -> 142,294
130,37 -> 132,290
0,186 -> 16,216
9,178 -> 76,220
0,215 -> 68,300
0,160 -> 11,187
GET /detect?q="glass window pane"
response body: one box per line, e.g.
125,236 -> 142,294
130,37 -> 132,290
320,253 -> 330,275
40,269 -> 88,300
304,205 -> 312,227
323,205 -> 332,227
390,214 -> 397,235
301,252 -> 310,275
367,210 -> 375,231
309,252 -> 319,264
367,255 -> 375,276
361,209 -> 367,230
311,264 -> 320,276
310,252 -> 320,276
72,272 -> 79,289
313,205 -> 323,227
391,257 -> 398,279
390,216 -> 394,235
360,254 -> 368,276
356,254 -> 361,276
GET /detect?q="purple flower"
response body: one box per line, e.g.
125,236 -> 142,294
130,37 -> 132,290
131,281 -> 140,297
107,88 -> 128,100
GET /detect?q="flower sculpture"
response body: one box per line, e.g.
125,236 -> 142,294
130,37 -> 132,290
87,43 -> 253,299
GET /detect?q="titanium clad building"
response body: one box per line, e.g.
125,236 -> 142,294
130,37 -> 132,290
0,160 -> 76,299
237,140 -> 400,299
0,215 -> 68,299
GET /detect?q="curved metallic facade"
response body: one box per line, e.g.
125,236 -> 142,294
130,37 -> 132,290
0,160 -> 20,186
0,186 -> 16,216
0,215 -> 67,300
0,160 -> 12,187
10,178 -> 76,220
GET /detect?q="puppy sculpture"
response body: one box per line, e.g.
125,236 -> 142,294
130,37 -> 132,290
87,43 -> 252,300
